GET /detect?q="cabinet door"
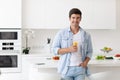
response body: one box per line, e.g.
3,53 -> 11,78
0,0 -> 21,28
23,0 -> 116,29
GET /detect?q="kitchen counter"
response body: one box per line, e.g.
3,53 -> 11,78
22,54 -> 120,80
89,59 -> 120,66
23,55 -> 120,68
22,53 -> 120,68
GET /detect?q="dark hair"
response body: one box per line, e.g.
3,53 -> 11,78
69,8 -> 82,18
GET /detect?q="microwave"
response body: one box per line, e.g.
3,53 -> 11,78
0,29 -> 21,52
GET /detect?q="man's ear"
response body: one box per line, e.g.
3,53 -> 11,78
80,16 -> 82,21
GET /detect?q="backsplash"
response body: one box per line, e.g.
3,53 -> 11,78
22,28 -> 120,55
22,29 -> 60,53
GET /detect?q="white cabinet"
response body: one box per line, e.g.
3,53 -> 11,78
0,73 -> 21,80
22,55 -> 60,80
0,0 -> 21,28
23,0 -> 116,29
89,70 -> 120,80
29,68 -> 60,80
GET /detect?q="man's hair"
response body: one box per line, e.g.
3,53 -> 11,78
69,8 -> 82,18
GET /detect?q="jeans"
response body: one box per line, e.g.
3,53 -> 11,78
61,66 -> 85,80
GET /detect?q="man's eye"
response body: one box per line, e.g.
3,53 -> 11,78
72,17 -> 75,19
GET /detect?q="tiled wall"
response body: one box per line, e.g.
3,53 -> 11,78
22,28 -> 120,55
22,29 -> 60,53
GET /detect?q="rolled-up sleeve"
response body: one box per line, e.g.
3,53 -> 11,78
51,31 -> 62,55
86,34 -> 93,59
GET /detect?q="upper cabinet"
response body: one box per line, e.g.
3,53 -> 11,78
23,0 -> 116,29
0,0 -> 21,28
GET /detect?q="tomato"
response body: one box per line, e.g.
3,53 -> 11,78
115,54 -> 120,57
52,56 -> 59,60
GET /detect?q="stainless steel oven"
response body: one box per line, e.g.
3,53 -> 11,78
0,54 -> 21,73
0,28 -> 21,73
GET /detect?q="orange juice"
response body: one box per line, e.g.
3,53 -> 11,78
73,41 -> 78,47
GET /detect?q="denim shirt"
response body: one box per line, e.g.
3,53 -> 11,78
52,27 -> 93,76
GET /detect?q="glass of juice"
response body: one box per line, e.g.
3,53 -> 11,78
73,41 -> 78,47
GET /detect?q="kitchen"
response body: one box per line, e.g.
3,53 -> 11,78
0,0 -> 120,80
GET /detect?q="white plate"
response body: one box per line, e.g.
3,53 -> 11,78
113,56 -> 120,60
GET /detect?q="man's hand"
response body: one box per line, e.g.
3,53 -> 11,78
79,62 -> 88,68
58,45 -> 77,54
69,46 -> 78,52
79,57 -> 90,68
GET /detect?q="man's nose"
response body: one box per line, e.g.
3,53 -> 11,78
74,18 -> 77,21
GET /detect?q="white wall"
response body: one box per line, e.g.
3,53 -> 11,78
87,0 -> 120,54
22,0 -> 116,29
22,0 -> 120,55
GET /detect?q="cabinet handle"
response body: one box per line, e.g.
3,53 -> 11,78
36,63 -> 45,65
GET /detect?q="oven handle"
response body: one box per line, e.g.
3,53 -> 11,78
0,69 -> 1,75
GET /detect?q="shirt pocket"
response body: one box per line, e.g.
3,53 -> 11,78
61,37 -> 68,48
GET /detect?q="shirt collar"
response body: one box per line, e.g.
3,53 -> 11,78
67,26 -> 83,32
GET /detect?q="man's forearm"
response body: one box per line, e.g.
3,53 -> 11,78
58,48 -> 70,55
58,46 -> 77,55
84,57 -> 90,65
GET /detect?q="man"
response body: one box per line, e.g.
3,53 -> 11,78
52,8 -> 93,80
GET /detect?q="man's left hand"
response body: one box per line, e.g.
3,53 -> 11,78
79,62 -> 87,68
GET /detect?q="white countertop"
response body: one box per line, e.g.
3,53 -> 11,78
22,54 -> 120,68
89,59 -> 120,67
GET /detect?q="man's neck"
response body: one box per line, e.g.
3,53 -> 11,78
70,26 -> 80,34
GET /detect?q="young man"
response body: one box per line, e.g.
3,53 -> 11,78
52,8 -> 93,80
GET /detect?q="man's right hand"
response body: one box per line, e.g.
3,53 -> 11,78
69,46 -> 78,52
58,46 -> 77,55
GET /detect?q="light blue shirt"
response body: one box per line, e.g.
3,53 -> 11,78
52,27 -> 93,76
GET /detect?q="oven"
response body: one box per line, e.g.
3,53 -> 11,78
0,54 -> 21,73
0,28 -> 21,73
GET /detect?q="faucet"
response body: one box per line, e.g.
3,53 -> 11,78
46,38 -> 51,53
47,38 -> 51,44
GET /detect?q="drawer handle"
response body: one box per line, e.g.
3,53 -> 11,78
36,63 -> 45,65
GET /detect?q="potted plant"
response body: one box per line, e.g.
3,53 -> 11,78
23,47 -> 30,54
22,29 -> 34,54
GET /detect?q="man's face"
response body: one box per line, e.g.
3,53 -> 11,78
69,14 -> 81,27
